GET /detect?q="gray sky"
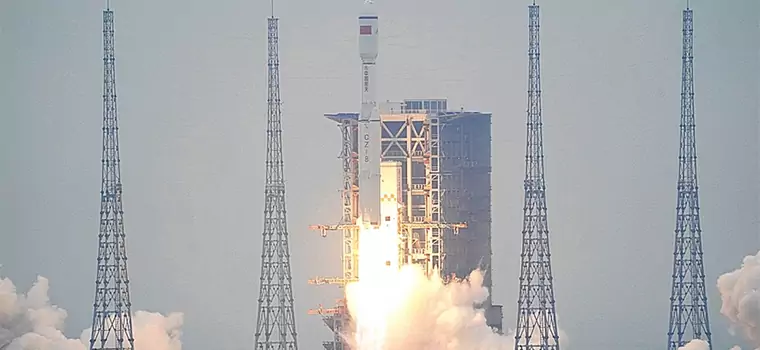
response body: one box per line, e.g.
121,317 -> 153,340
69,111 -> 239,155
1,0 -> 758,349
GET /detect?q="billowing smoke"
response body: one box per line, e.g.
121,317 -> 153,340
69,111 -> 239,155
677,339 -> 742,350
678,339 -> 710,350
127,311 -> 183,350
346,264 -> 508,349
717,250 -> 760,350
345,264 -> 568,350
676,250 -> 760,350
0,271 -> 183,350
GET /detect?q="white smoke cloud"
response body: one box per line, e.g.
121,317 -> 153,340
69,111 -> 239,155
345,264 -> 568,350
130,311 -> 184,350
717,250 -> 760,350
0,270 -> 183,350
504,327 -> 569,348
678,339 -> 711,350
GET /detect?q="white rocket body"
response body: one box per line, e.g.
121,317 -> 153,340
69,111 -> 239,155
358,7 -> 381,226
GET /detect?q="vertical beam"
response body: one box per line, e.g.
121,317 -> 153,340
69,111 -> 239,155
426,117 -> 443,274
414,118 -> 428,265
404,116 -> 414,266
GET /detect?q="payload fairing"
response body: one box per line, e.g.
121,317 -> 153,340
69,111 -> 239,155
358,3 -> 382,227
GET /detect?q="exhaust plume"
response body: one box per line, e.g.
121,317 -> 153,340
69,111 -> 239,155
345,264 -> 569,349
346,264 -> 510,349
0,270 -> 183,350
343,222 -> 569,350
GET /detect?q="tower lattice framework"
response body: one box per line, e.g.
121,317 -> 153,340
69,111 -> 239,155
514,3 -> 561,350
88,5 -> 136,350
254,9 -> 300,350
666,6 -> 712,350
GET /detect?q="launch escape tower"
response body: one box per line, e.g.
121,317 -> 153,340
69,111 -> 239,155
254,3 -> 300,350
513,3 -> 561,350
309,100 -> 502,349
88,4 -> 136,350
666,4 -> 713,350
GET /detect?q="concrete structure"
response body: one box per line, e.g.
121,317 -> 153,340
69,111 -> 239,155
309,99 -> 501,350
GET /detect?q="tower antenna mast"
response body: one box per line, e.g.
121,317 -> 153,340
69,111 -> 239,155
253,0 -> 300,348
88,2 -> 136,349
513,2 -> 561,349
666,5 -> 713,349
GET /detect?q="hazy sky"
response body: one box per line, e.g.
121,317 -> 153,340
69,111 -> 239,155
1,0 -> 758,349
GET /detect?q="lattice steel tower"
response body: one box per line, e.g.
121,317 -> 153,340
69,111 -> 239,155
513,2 -> 560,350
254,2 -> 299,349
88,3 -> 136,350
666,4 -> 712,350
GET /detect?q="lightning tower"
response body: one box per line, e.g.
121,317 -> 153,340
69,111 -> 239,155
666,4 -> 713,349
254,1 -> 299,349
88,3 -> 136,349
513,2 -> 561,349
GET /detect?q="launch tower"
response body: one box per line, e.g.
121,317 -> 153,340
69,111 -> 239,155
310,101 -> 501,349
513,2 -> 562,349
666,4 -> 713,349
253,2 -> 300,349
88,4 -> 136,349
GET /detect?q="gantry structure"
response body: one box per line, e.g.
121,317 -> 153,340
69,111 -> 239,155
666,4 -> 713,350
253,2 -> 300,349
310,99 -> 502,350
88,3 -> 136,349
513,2 -> 562,350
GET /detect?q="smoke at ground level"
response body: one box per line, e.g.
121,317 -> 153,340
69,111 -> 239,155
0,269 -> 183,350
345,264 -> 569,350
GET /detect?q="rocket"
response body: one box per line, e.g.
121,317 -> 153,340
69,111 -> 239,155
358,2 -> 381,227
357,4 -> 402,271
